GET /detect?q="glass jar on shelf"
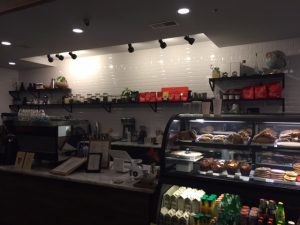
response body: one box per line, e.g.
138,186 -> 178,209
103,93 -> 108,102
91,95 -> 97,104
87,93 -> 92,103
95,93 -> 101,103
79,95 -> 85,104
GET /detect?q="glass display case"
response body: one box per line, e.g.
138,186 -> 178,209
162,114 -> 300,186
156,114 -> 300,224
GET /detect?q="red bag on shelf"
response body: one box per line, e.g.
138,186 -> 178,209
268,82 -> 282,98
254,84 -> 267,99
139,93 -> 146,102
242,86 -> 254,99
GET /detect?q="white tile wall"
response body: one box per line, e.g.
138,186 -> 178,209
17,37 -> 300,136
0,68 -> 19,125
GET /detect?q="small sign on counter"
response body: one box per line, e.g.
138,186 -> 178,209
14,151 -> 35,170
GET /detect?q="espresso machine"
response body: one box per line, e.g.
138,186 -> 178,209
121,117 -> 135,141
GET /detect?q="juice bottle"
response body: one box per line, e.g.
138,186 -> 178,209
201,195 -> 208,214
207,197 -> 213,214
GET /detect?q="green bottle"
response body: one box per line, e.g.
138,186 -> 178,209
276,202 -> 285,225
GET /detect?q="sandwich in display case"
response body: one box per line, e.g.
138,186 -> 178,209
156,114 -> 300,224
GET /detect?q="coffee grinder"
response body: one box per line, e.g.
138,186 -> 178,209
121,117 -> 135,141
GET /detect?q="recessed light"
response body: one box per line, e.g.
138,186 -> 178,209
8,62 -> 16,65
72,28 -> 84,33
177,8 -> 190,15
1,41 -> 12,46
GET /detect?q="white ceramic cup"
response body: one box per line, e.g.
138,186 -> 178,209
213,98 -> 222,115
202,101 -> 211,116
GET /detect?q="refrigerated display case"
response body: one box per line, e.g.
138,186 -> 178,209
156,114 -> 300,224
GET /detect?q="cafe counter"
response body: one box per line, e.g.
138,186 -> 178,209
0,165 -> 157,225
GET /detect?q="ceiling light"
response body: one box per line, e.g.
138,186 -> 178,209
177,8 -> 190,15
47,54 -> 54,63
184,35 -> 195,45
128,43 -> 134,53
72,28 -> 84,33
69,52 -> 77,59
159,39 -> 167,49
55,54 -> 64,61
1,41 -> 12,46
8,62 -> 16,65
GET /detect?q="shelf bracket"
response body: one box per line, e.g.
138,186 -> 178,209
149,102 -> 158,112
208,79 -> 215,92
103,103 -> 112,113
29,90 -> 39,98
282,75 -> 285,89
62,103 -> 73,113
9,91 -> 20,100
9,105 -> 20,112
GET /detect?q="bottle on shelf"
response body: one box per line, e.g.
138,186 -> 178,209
20,82 -> 25,91
268,200 -> 277,220
254,52 -> 260,74
276,202 -> 285,225
51,78 -> 55,89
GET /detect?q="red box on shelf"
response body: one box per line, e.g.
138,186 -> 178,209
156,92 -> 163,102
181,92 -> 189,101
168,92 -> 175,101
149,92 -> 157,102
162,87 -> 189,102
174,93 -> 181,101
139,93 -> 146,102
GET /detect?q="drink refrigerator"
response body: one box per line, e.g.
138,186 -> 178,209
155,114 -> 300,224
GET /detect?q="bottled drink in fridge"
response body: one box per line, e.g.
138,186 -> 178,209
276,202 -> 285,225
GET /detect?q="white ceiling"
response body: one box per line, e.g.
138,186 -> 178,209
1,0 -> 300,70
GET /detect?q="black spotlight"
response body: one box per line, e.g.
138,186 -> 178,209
55,54 -> 64,61
69,52 -> 77,59
47,54 -> 54,63
128,43 -> 134,53
159,39 -> 167,49
184,35 -> 195,45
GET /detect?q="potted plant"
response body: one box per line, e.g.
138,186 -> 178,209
121,88 -> 132,102
210,65 -> 221,78
55,76 -> 68,89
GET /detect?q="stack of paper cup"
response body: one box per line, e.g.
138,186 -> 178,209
202,101 -> 211,116
213,98 -> 222,116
